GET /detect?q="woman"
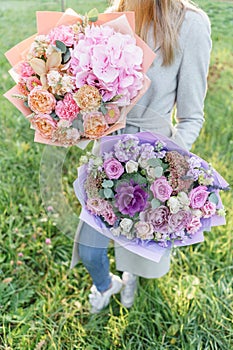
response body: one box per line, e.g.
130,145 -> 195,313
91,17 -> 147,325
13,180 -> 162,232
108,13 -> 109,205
71,0 -> 212,313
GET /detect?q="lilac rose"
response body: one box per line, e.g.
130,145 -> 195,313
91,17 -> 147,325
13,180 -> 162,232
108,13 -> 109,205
189,185 -> 209,209
150,176 -> 173,202
142,206 -> 170,233
168,210 -> 192,232
103,158 -> 124,179
115,182 -> 148,217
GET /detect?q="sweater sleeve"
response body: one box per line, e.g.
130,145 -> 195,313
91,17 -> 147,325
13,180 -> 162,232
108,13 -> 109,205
173,12 -> 212,150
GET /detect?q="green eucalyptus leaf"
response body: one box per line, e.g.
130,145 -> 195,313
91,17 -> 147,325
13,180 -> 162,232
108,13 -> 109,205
102,180 -> 114,188
55,40 -> 67,53
62,49 -> 71,64
72,118 -> 84,132
104,188 -> 114,199
154,166 -> 164,178
208,192 -> 219,205
87,8 -> 99,22
100,104 -> 108,115
151,198 -> 161,209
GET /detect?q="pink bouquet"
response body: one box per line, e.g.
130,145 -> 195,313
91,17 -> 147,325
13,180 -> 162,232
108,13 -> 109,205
4,9 -> 155,147
74,132 -> 229,262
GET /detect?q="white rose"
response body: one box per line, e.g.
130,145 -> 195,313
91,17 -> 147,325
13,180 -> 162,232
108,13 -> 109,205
120,218 -> 133,234
177,192 -> 190,208
167,196 -> 181,214
110,227 -> 121,237
57,119 -> 71,128
191,209 -> 203,218
138,157 -> 148,168
146,166 -> 157,180
125,160 -> 138,173
135,221 -> 154,240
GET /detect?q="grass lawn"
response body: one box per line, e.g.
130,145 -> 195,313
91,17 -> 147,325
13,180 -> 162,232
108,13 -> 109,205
0,0 -> 232,349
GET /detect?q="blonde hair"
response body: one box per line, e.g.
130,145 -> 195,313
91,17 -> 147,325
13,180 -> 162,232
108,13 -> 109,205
112,0 -> 197,65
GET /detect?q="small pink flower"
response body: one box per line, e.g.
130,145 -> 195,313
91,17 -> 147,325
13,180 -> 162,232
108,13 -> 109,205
189,186 -> 209,209
47,206 -> 54,212
150,177 -> 173,202
186,216 -> 202,234
18,252 -> 24,257
55,93 -> 80,122
45,238 -> 52,245
104,104 -> 120,124
26,76 -> 42,91
102,203 -> 117,225
201,201 -> 216,218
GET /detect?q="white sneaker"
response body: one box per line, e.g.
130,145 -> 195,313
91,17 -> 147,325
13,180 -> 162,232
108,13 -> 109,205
120,272 -> 137,308
89,274 -> 123,314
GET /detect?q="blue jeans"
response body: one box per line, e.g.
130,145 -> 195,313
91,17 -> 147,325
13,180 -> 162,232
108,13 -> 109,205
78,222 -> 112,292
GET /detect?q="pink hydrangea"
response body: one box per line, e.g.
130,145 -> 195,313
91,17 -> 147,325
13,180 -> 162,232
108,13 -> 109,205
48,25 -> 75,47
70,25 -> 144,106
55,93 -> 80,122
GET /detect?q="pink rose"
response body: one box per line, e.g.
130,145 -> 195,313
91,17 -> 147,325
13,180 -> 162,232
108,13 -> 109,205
31,114 -> 57,139
186,216 -> 202,234
150,176 -> 173,202
189,185 -> 209,209
28,87 -> 56,114
201,201 -> 216,218
103,158 -> 124,180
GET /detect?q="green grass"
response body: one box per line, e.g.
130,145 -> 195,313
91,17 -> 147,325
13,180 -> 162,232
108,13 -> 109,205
0,0 -> 232,349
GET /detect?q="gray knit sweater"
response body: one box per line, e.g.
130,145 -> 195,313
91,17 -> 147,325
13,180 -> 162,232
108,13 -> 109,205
125,8 -> 212,150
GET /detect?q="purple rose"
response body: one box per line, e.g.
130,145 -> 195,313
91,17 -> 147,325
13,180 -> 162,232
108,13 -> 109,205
103,158 -> 124,179
168,210 -> 192,232
189,185 -> 209,209
115,182 -> 148,217
143,206 -> 170,233
150,176 -> 173,202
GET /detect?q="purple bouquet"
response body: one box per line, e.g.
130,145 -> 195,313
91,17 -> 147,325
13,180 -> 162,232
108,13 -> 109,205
74,132 -> 229,262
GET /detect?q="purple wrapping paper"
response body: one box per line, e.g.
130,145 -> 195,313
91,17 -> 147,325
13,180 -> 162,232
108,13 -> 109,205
73,132 -> 229,263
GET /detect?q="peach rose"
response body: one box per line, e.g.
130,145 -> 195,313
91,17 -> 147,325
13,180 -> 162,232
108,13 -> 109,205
28,87 -> 56,114
83,112 -> 108,139
31,114 -> 57,139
